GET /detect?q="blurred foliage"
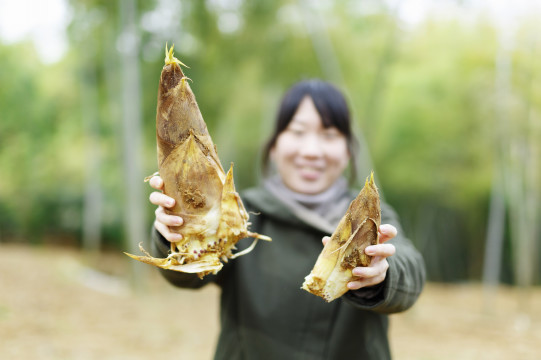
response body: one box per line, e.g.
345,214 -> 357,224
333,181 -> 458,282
0,0 -> 540,284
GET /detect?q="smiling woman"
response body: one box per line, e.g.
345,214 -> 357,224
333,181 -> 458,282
269,96 -> 350,195
147,78 -> 426,360
263,80 -> 358,192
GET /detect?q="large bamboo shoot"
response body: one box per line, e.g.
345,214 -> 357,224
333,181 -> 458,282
125,45 -> 270,278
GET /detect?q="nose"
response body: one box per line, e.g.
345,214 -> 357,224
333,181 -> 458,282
299,133 -> 323,158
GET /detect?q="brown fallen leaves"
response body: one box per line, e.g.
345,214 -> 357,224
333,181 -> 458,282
125,45 -> 270,278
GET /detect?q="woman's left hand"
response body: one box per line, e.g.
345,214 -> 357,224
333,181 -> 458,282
322,224 -> 397,290
348,224 -> 396,289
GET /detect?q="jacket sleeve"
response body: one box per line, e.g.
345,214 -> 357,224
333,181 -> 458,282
343,202 -> 426,314
150,227 -> 224,289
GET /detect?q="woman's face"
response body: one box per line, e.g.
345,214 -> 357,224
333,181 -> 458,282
271,96 -> 350,195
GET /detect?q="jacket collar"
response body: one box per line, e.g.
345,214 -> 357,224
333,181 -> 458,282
242,178 -> 353,235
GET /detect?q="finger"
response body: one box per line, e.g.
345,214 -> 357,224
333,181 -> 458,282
149,175 -> 164,190
352,258 -> 389,278
347,280 -> 364,290
154,220 -> 183,243
322,236 -> 331,246
149,191 -> 175,208
347,272 -> 386,289
155,206 -> 183,227
365,243 -> 396,258
378,224 -> 397,243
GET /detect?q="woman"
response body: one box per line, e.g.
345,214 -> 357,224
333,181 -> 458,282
148,80 -> 425,360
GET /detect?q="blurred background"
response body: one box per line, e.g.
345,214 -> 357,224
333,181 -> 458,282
1,0 -> 540,359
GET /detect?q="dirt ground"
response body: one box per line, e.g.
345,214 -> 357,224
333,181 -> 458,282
1,243 -> 540,360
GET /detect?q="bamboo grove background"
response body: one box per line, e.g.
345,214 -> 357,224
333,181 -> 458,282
0,0 -> 540,287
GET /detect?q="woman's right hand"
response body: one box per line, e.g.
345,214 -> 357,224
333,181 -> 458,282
149,175 -> 184,242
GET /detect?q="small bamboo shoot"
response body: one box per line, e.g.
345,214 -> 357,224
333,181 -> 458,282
302,172 -> 381,302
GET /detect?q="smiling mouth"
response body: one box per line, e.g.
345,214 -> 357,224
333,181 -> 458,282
298,166 -> 323,180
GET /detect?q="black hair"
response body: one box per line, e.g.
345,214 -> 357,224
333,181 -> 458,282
262,79 -> 359,183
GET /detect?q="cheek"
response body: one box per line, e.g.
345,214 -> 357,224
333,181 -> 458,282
328,142 -> 350,168
273,134 -> 297,160
333,156 -> 350,176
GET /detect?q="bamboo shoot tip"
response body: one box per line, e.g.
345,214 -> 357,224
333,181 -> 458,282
164,43 -> 190,68
366,171 -> 375,186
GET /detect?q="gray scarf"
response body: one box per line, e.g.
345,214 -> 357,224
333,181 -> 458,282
263,175 -> 352,234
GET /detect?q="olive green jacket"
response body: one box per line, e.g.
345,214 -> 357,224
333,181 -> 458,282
152,186 -> 426,360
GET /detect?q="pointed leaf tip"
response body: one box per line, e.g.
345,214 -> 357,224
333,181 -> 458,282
164,43 -> 190,68
365,171 -> 374,187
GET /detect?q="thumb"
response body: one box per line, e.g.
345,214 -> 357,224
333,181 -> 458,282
322,236 -> 331,246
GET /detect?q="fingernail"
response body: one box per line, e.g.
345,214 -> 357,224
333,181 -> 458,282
365,247 -> 375,255
175,217 -> 183,226
352,269 -> 362,276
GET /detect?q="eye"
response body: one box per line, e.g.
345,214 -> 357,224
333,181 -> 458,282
286,125 -> 305,137
322,128 -> 341,140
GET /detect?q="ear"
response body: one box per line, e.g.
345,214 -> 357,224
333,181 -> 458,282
269,145 -> 276,162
